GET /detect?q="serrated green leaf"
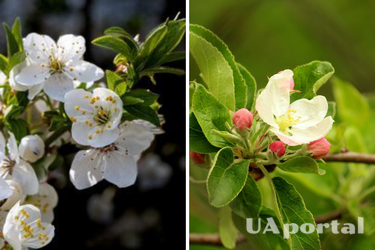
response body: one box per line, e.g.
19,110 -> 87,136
291,61 -> 335,102
189,112 -> 219,154
124,104 -> 160,126
273,177 -> 321,250
230,175 -> 262,219
278,156 -> 326,175
190,32 -> 235,111
192,84 -> 234,148
237,63 -> 257,111
207,147 -> 249,207
332,76 -> 371,127
93,36 -> 134,61
3,23 -> 19,58
219,206 -> 238,249
190,24 -> 247,111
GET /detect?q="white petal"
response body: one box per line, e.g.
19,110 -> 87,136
28,83 -> 43,100
64,89 -> 94,121
9,62 -> 30,92
7,132 -> 19,163
57,34 -> 86,62
275,116 -> 334,146
93,87 -> 123,125
64,60 -> 104,83
71,122 -> 91,146
290,95 -> 328,129
0,70 -> 6,84
0,177 -> 12,200
87,127 -> 120,148
0,132 -> 5,163
12,160 -> 39,195
23,33 -> 56,64
70,150 -> 104,190
3,203 -> 22,250
15,64 -> 49,86
103,152 -> 137,188
43,73 -> 74,102
255,86 -> 278,128
118,122 -> 154,155
267,72 -> 291,118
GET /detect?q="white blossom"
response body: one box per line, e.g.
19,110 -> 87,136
0,132 -> 39,195
3,202 -> 54,250
0,69 -> 6,97
14,33 -> 104,102
70,121 -> 154,189
24,183 -> 58,223
64,88 -> 123,148
0,180 -> 23,211
19,135 -> 45,163
255,70 -> 334,146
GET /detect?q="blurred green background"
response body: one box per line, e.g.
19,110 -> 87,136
190,1 -> 375,250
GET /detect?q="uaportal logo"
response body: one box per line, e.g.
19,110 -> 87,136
246,217 -> 364,239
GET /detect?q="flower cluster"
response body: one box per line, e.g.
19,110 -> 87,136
0,15 -> 185,248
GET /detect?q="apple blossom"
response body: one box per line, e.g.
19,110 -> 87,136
0,132 -> 39,195
14,33 -> 104,102
255,70 -> 334,146
308,138 -> 331,159
19,135 -> 45,163
0,181 -> 23,211
278,70 -> 294,90
70,121 -> 154,189
269,141 -> 286,157
64,88 -> 123,148
3,202 -> 54,250
25,183 -> 58,223
232,108 -> 253,131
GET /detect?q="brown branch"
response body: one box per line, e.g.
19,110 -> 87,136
323,151 -> 375,164
190,209 -> 343,246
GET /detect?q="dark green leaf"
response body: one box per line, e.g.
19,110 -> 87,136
9,52 -> 25,70
124,104 -> 160,126
3,23 -> 19,57
137,24 -> 168,64
121,96 -> 144,105
157,51 -> 185,64
0,54 -> 8,73
93,36 -> 135,61
105,70 -> 127,96
237,63 -> 257,110
141,66 -> 185,76
5,119 -> 29,141
278,156 -> 326,175
104,26 -> 139,51
11,18 -> 23,51
207,147 -> 249,207
189,112 -> 219,154
124,89 -> 159,106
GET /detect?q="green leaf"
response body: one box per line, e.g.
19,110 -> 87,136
3,23 -> 19,58
105,70 -> 126,94
124,89 -> 159,106
5,119 -> 29,141
189,112 -> 219,154
278,156 -> 326,175
137,24 -> 168,63
332,76 -> 371,127
232,209 -> 290,250
219,206 -> 238,249
92,36 -> 135,61
104,26 -> 139,51
207,147 -> 249,207
190,32 -> 235,111
0,54 -> 8,73
230,175 -> 262,219
11,18 -> 23,51
9,51 -> 25,70
121,96 -> 144,105
327,101 -> 336,118
141,66 -> 185,76
190,24 -> 247,111
124,104 -> 160,126
273,177 -> 321,250
157,51 -> 185,64
192,84 -> 234,148
291,61 -> 335,102
237,63 -> 257,110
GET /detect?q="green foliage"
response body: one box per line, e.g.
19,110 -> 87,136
278,156 -> 326,175
219,206 -> 238,249
207,148 -> 249,207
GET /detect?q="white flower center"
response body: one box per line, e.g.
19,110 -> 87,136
275,109 -> 301,135
49,58 -> 65,73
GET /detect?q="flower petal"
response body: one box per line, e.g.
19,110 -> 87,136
24,33 -> 56,64
0,177 -> 12,200
274,116 -> 334,146
3,203 -> 23,250
289,96 -> 328,129
12,160 -> 39,195
0,70 -> 6,84
117,122 -> 154,156
64,89 -> 94,121
15,64 -> 49,86
89,127 -> 120,148
43,73 -> 74,102
70,149 -> 104,190
28,83 -> 44,100
0,132 -> 5,163
7,132 -> 19,163
103,152 -> 137,188
71,122 -> 91,146
64,60 -> 104,83
57,34 -> 86,62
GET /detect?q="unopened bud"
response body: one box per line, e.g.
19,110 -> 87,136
232,108 -> 253,131
308,138 -> 331,159
190,151 -> 205,164
19,135 -> 45,163
269,141 -> 286,157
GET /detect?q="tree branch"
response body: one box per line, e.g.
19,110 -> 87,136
323,151 -> 375,164
189,209 -> 343,246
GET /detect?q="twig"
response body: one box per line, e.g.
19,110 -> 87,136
190,209 -> 343,246
323,151 -> 375,164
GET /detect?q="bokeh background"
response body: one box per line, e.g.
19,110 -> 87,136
190,1 -> 375,250
0,0 -> 186,249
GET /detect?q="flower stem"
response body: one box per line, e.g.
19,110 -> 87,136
44,125 -> 70,148
258,163 -> 292,246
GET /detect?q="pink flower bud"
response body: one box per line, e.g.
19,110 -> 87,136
278,70 -> 294,90
190,151 -> 205,164
269,141 -> 286,157
308,138 -> 331,159
232,108 -> 253,131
